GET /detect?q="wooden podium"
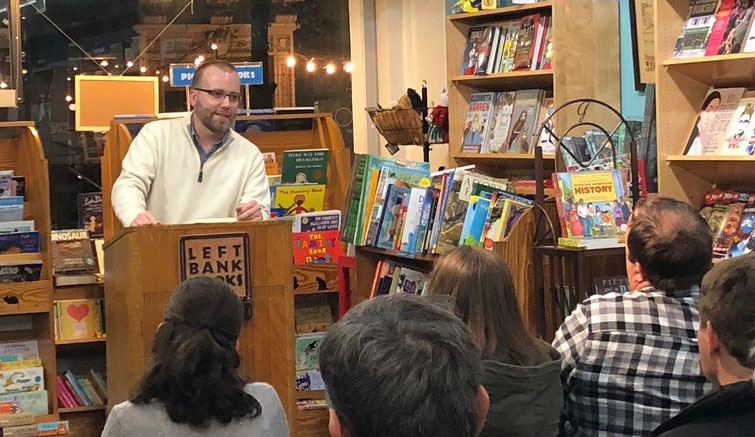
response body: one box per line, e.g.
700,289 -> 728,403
103,221 -> 295,421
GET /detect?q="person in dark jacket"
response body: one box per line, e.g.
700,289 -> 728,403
654,252 -> 755,437
426,246 -> 562,437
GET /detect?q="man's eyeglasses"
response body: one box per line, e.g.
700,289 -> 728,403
193,87 -> 241,103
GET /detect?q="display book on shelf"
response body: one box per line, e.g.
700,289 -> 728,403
0,122 -> 66,431
267,145 -> 343,422
447,0 -> 620,199
656,0 -> 755,209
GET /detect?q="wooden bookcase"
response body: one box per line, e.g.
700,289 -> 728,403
0,122 -> 57,423
101,114 -> 350,437
655,1 -> 755,204
447,0 -> 621,178
352,209 -> 541,333
53,281 -> 105,437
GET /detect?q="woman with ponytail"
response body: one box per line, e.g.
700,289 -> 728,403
102,277 -> 289,436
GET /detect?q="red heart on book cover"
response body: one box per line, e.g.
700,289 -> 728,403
66,304 -> 90,322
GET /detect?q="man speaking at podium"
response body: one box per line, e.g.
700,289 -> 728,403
112,60 -> 270,227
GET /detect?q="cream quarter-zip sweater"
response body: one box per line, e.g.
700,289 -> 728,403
112,115 -> 270,227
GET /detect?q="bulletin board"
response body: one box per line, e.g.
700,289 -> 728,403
75,75 -> 159,131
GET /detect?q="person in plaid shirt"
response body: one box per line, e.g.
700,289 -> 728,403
553,197 -> 713,436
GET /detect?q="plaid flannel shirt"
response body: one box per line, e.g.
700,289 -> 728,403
552,286 -> 710,437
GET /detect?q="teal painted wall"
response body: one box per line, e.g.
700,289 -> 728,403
443,0 -> 647,119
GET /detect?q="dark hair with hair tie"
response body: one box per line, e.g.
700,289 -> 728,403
131,277 -> 261,427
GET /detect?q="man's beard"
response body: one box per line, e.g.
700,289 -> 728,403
197,107 -> 234,135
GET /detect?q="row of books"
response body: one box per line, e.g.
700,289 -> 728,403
55,370 -> 107,409
369,260 -> 430,298
684,87 -> 755,156
673,0 -> 755,58
53,299 -> 106,341
341,156 -> 535,255
459,13 -> 552,76
700,189 -> 755,260
0,341 -> 48,416
462,90 -> 552,155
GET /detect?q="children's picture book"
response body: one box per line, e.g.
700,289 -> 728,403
0,390 -> 48,415
0,197 -> 23,222
275,185 -> 326,216
0,232 -> 40,254
281,149 -> 330,185
294,304 -> 334,334
295,332 -> 325,371
484,92 -> 515,154
0,262 -> 42,283
55,299 -> 104,340
77,192 -> 103,239
291,211 -> 341,265
394,267 -> 429,295
0,341 -> 39,365
295,369 -> 325,391
0,367 -> 44,394
552,169 -> 631,244
461,92 -> 495,153
51,229 -> 95,274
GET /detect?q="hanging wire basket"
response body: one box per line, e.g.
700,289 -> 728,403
367,107 -> 428,146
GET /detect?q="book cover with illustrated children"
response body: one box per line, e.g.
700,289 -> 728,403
552,169 -> 631,242
281,149 -> 330,185
295,332 -> 325,371
275,185 -> 325,216
77,192 -> 103,239
461,93 -> 495,153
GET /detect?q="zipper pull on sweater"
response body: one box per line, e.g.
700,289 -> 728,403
198,164 -> 204,183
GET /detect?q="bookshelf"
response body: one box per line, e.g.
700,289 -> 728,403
447,0 -> 621,181
655,0 -> 755,205
53,281 -> 106,437
0,122 -> 57,423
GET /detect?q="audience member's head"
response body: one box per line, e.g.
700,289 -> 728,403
698,252 -> 755,385
319,294 -> 489,437
428,246 -> 549,365
132,277 -> 261,426
626,197 -> 713,291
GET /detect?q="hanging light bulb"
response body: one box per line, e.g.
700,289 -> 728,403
286,55 -> 296,68
0,82 -> 7,89
194,55 -> 205,65
306,59 -> 316,73
325,63 -> 336,75
68,103 -> 76,111
100,60 -> 109,67
156,70 -> 160,74
126,61 -> 134,68
211,43 -> 218,51
162,75 -> 169,83
21,69 -> 27,75
139,66 -> 147,73
73,67 -> 78,71
65,95 -> 72,102
344,61 -> 353,73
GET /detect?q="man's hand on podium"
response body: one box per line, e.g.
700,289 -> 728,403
130,211 -> 160,227
236,200 -> 264,221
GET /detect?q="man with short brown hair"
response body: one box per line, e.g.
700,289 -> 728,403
653,252 -> 755,436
